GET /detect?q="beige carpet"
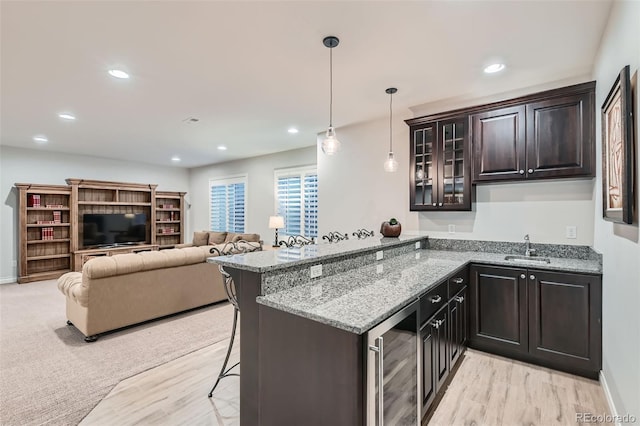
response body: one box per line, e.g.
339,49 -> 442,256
0,279 -> 234,426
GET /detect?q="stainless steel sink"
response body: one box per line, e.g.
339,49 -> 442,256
504,255 -> 551,264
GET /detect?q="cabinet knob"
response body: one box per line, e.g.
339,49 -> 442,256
429,295 -> 442,304
432,203 -> 436,206
438,202 -> 443,207
520,274 -> 526,279
530,274 -> 536,280
528,169 -> 534,174
454,295 -> 464,303
519,170 -> 525,175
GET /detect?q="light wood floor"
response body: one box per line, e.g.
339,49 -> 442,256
82,342 -> 611,426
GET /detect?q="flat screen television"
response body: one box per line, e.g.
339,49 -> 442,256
82,213 -> 147,248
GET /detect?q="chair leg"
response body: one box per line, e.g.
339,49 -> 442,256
208,307 -> 239,397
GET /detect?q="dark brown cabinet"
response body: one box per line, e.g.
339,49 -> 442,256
420,305 -> 448,414
525,93 -> 594,178
469,264 -> 602,378
408,118 -> 472,211
472,106 -> 526,181
449,286 -> 468,367
472,82 -> 595,182
528,269 -> 602,374
469,265 -> 528,355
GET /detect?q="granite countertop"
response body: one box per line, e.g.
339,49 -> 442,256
257,249 -> 602,335
206,234 -> 427,273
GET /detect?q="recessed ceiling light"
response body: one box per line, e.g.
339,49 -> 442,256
171,156 -> 181,162
217,145 -> 227,151
108,69 -> 130,79
484,63 -> 506,74
58,113 -> 76,120
288,127 -> 299,134
33,135 -> 48,143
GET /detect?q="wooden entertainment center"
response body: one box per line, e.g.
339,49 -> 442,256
15,179 -> 186,283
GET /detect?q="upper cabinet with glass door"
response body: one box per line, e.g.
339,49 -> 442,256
408,117 -> 472,211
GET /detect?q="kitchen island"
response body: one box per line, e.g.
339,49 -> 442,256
207,236 -> 602,425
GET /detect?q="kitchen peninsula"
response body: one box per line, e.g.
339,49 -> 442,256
207,235 -> 602,426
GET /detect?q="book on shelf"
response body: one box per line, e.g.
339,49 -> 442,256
27,194 -> 41,207
45,204 -> 64,208
53,211 -> 61,223
161,204 -> 175,209
36,220 -> 56,224
41,227 -> 54,240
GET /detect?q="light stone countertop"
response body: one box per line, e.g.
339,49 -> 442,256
206,234 -> 427,273
256,249 -> 602,335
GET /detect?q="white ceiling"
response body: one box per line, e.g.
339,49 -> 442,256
1,0 -> 612,168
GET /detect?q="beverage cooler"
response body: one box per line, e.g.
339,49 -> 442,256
367,300 -> 420,425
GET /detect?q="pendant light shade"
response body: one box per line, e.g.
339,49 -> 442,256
321,36 -> 341,155
384,87 -> 398,172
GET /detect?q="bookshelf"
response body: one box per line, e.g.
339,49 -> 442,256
154,191 -> 186,248
15,184 -> 72,283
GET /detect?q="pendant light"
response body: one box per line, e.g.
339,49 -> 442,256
383,87 -> 398,172
321,36 -> 341,155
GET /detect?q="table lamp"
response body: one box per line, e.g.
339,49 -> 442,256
268,215 -> 285,247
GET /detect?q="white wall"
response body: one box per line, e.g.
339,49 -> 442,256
0,146 -> 189,283
188,146 -> 316,245
419,179 -> 595,245
317,111 -> 419,238
591,0 -> 640,419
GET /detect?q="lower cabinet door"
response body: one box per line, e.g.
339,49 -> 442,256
420,305 -> 449,415
449,286 -> 468,367
528,270 -> 602,372
469,265 -> 528,355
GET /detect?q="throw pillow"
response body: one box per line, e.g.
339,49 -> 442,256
208,231 -> 227,245
224,232 -> 238,243
232,233 -> 261,243
192,231 -> 209,247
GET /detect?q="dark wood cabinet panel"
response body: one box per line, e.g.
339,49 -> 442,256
409,118 -> 472,211
420,305 -> 449,415
469,264 -> 602,378
528,270 -> 601,372
472,105 -> 526,181
526,93 -> 595,178
449,286 -> 468,367
421,321 -> 436,411
469,265 -> 528,355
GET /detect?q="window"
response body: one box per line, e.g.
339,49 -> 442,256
275,166 -> 317,238
209,176 -> 247,233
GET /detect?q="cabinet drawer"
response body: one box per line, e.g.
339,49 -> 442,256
420,281 -> 447,325
448,267 -> 470,298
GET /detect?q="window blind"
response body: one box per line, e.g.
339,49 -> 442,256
209,178 -> 246,233
275,167 -> 317,238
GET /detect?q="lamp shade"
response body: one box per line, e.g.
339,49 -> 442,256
268,215 -> 284,229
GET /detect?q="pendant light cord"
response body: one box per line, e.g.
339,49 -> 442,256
389,91 -> 393,153
329,47 -> 333,127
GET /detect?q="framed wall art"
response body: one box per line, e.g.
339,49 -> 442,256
601,65 -> 634,224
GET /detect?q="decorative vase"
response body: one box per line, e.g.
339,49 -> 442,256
380,221 -> 401,237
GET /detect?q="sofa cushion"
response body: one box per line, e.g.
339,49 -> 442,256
232,233 -> 261,243
192,231 -> 209,246
208,231 -> 227,245
224,232 -> 238,243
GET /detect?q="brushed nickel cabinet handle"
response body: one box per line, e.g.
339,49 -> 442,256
452,277 -> 464,284
430,295 -> 442,303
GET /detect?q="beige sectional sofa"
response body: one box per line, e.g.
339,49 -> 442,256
57,231 -> 261,342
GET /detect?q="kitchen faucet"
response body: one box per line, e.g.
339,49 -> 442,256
524,234 -> 536,257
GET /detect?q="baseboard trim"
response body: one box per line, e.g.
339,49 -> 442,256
0,276 -> 18,284
600,370 -> 621,426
